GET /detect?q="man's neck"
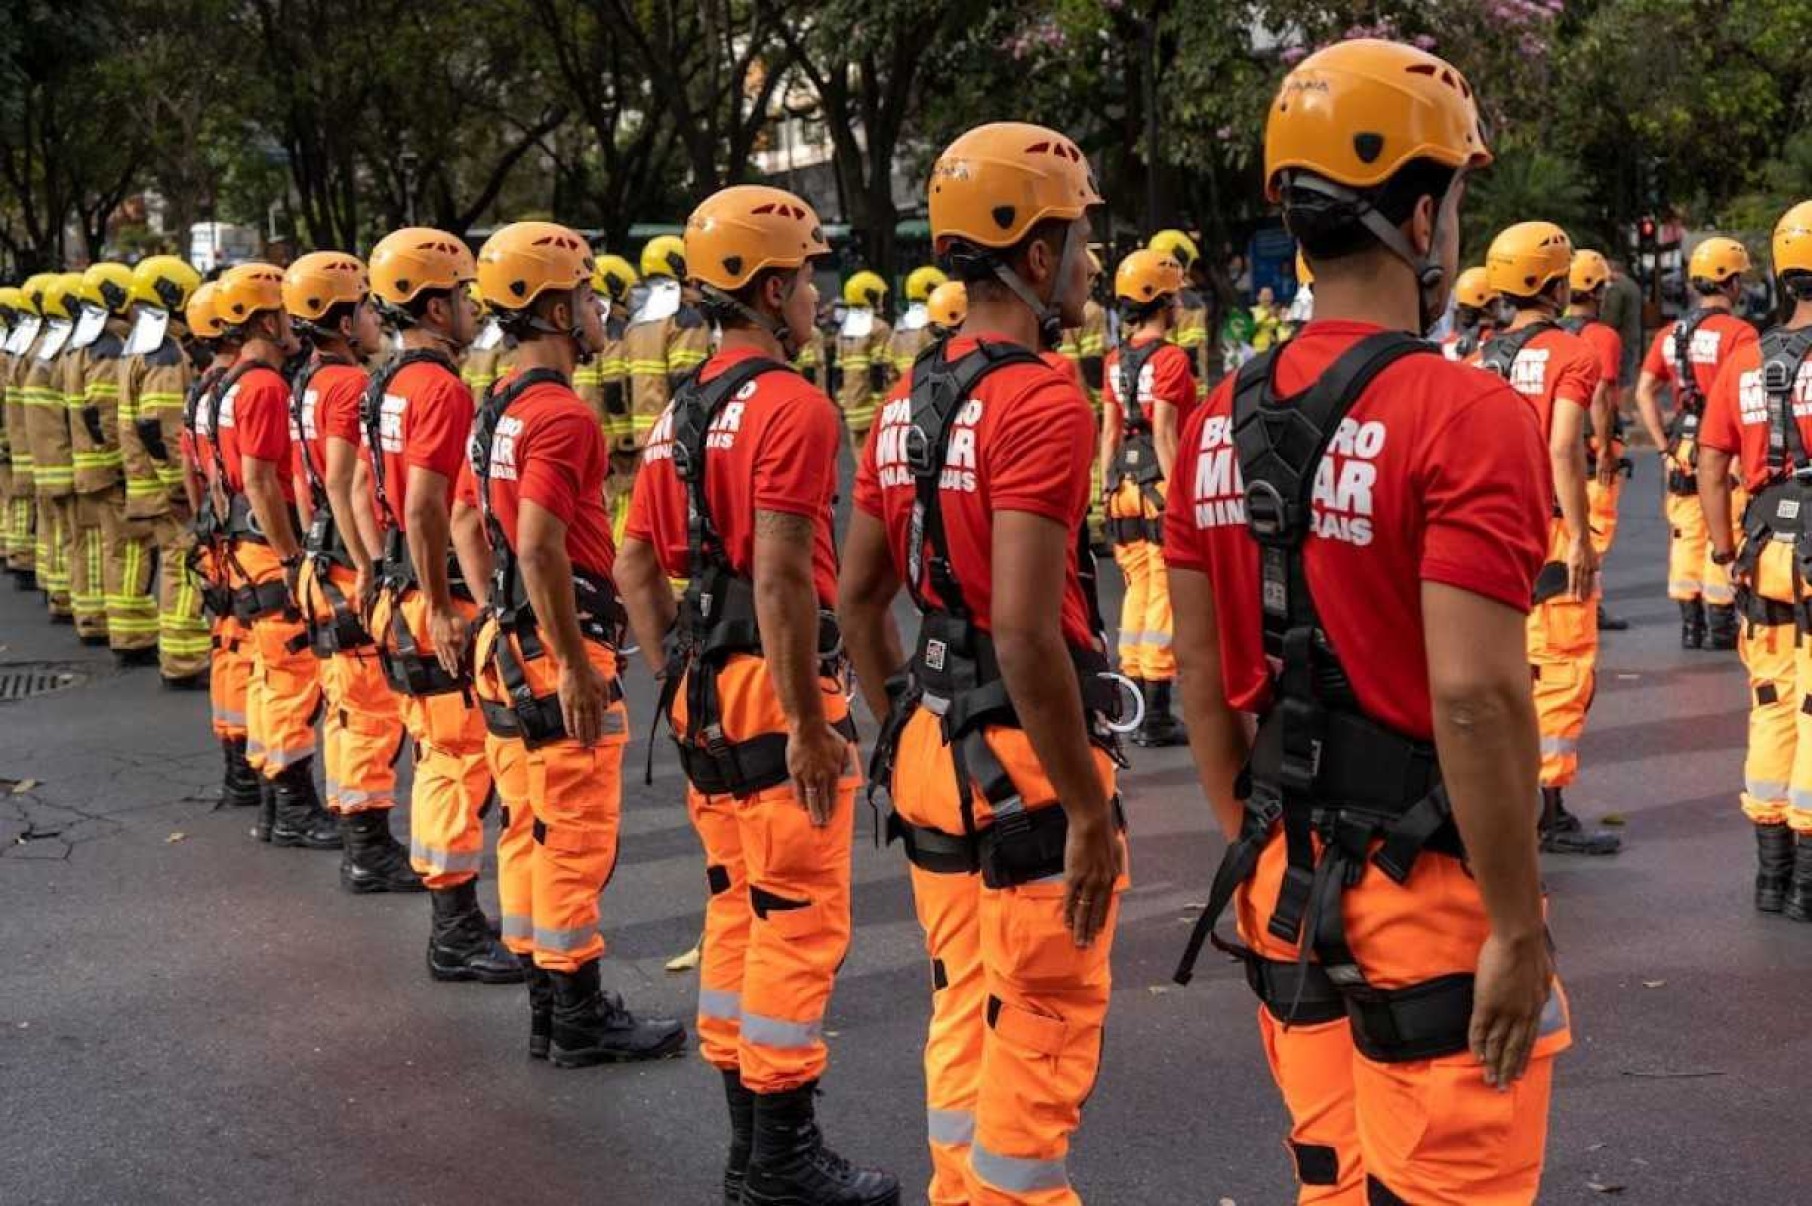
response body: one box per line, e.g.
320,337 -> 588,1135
1564,302 -> 1599,321
720,324 -> 784,361
1305,268 -> 1422,334
237,337 -> 284,370
1698,294 -> 1734,314
1507,306 -> 1554,332
1130,318 -> 1169,343
402,327 -> 455,355
312,337 -> 356,364
962,298 -> 1040,350
1787,300 -> 1812,330
511,334 -> 575,380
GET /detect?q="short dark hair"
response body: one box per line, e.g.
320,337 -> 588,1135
1282,158 -> 1458,263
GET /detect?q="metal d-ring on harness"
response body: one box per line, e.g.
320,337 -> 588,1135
183,364 -> 233,619
1662,309 -> 1716,497
1732,328 -> 1812,638
648,355 -> 854,796
1106,340 -> 1169,546
203,361 -> 296,627
470,368 -> 627,748
359,348 -> 474,698
290,354 -> 370,658
1172,332 -> 1477,1063
866,339 -> 1128,889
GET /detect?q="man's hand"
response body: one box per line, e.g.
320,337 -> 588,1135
283,556 -> 303,606
354,563 -> 375,618
427,606 -> 470,677
1469,929 -> 1555,1089
1595,453 -> 1619,487
786,719 -> 848,827
1566,533 -> 1599,601
1062,811 -> 1123,949
557,656 -> 610,747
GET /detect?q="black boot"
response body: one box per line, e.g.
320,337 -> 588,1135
269,758 -> 341,850
742,1082 -> 900,1206
1596,603 -> 1629,632
1680,599 -> 1706,649
339,810 -> 426,893
1706,604 -> 1739,651
426,880 -> 526,984
10,568 -> 35,592
547,958 -> 686,1067
1133,679 -> 1188,748
1785,837 -> 1812,922
1538,787 -> 1621,855
254,777 -> 277,843
113,646 -> 158,668
162,671 -> 208,691
220,738 -> 262,809
1755,824 -> 1795,914
523,954 -> 554,1060
722,1069 -> 756,1205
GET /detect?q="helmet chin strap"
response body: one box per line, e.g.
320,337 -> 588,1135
1286,170 -> 1467,336
992,220 -> 1082,348
701,279 -> 802,359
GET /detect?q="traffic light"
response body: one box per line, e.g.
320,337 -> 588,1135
1638,216 -> 1657,252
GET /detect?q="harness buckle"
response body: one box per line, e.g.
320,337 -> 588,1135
903,423 -> 936,478
1276,697 -> 1323,796
1244,478 -> 1289,541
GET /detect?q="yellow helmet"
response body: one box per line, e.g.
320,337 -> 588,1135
1148,229 -> 1200,271
639,234 -> 687,280
1114,248 -> 1186,305
79,262 -> 136,314
1569,249 -> 1611,295
905,265 -> 948,302
476,221 -> 595,313
216,262 -> 288,328
1453,266 -> 1497,310
130,255 -> 202,312
928,122 -> 1101,254
927,281 -> 967,329
1265,38 -> 1491,200
1773,201 -> 1812,279
41,274 -> 82,321
1296,249 -> 1314,286
18,273 -> 51,316
1486,222 -> 1573,300
593,253 -> 637,304
1688,235 -> 1750,286
0,286 -> 21,318
466,280 -> 490,318
843,270 -> 888,308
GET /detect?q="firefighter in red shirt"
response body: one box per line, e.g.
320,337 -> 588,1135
362,227 -> 520,984
212,263 -> 338,850
1636,235 -> 1758,650
282,251 -> 421,893
617,186 -> 897,1206
1562,248 -> 1632,632
465,221 -> 686,1065
1699,199 -> 1812,918
840,122 -> 1125,1206
1100,247 -> 1194,747
1167,40 -> 1569,1203
1479,222 -> 1621,856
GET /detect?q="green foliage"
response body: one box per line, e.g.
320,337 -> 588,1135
1463,145 -> 1593,259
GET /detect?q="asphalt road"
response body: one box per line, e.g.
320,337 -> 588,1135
3,455 -> 1810,1205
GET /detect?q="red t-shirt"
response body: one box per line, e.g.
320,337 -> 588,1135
1492,324 -> 1600,443
1642,310 -> 1759,399
220,363 -> 294,501
1699,335 -> 1812,493
479,372 -> 615,579
1570,317 -> 1623,389
853,333 -> 1098,648
1162,321 -> 1550,739
625,348 -> 842,605
295,359 -> 368,489
371,357 -> 473,531
1040,350 -> 1087,396
1103,336 -> 1196,436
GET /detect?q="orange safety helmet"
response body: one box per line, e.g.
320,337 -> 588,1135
282,251 -> 369,323
1687,235 -> 1750,287
928,122 -> 1101,253
1265,39 -> 1491,200
927,281 -> 967,329
1114,248 -> 1186,305
1774,201 -> 1812,279
369,227 -> 477,307
1452,266 -> 1497,310
476,221 -> 595,313
684,185 -> 830,293
1485,222 -> 1573,300
215,262 -> 287,327
186,281 -> 225,340
1569,249 -> 1611,295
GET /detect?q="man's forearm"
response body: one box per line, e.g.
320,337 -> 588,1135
243,461 -> 300,558
755,563 -> 828,733
1434,685 -> 1545,941
1636,379 -> 1669,450
1553,449 -> 1590,543
616,539 -> 676,677
996,627 -> 1111,824
1698,449 -> 1735,554
1178,674 -> 1249,840
406,504 -> 454,610
449,502 -> 491,608
324,451 -> 372,568
520,541 -> 588,669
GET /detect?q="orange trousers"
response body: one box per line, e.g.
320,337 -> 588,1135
371,587 -> 491,889
1234,815 -> 1571,1203
1736,541 -> 1812,833
1665,483 -> 1743,605
475,617 -> 628,972
678,654 -> 859,1095
1528,522 -> 1598,789
1586,471 -> 1620,557
889,708 -> 1123,1206
209,614 -> 253,741
237,541 -> 321,778
1108,481 -> 1174,681
299,560 -> 402,814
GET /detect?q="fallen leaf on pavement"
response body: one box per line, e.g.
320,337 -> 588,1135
665,945 -> 702,973
166,832 -> 187,843
12,779 -> 38,794
1587,1180 -> 1626,1194
1642,979 -> 1665,989
1601,813 -> 1627,826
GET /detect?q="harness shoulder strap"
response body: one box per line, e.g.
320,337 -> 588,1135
1478,320 -> 1555,382
473,367 -> 570,612
1673,309 -> 1716,408
1761,326 -> 1812,478
361,348 -> 460,531
670,356 -> 790,579
205,361 -> 260,493
289,354 -> 349,508
1116,340 -> 1164,434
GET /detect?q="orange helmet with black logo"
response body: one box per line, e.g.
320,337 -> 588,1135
928,123 -> 1101,254
1486,222 -> 1573,300
1114,249 -> 1186,305
216,263 -> 287,328
283,252 -> 368,323
476,221 -> 595,313
686,186 -> 829,293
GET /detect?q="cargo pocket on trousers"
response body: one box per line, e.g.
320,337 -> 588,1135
751,886 -> 821,941
992,880 -> 1112,991
986,994 -> 1067,1061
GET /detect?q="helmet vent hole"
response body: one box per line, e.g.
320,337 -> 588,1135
723,255 -> 744,277
991,206 -> 1016,230
510,280 -> 527,298
1353,133 -> 1384,163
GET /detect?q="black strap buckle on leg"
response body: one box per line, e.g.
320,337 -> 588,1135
1173,793 -> 1280,985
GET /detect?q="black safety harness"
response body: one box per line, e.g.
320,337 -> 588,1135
1664,309 -> 1717,496
290,353 -> 370,658
183,363 -> 233,619
470,368 -> 626,747
1733,327 -> 1812,635
1106,340 -> 1169,546
360,348 -> 477,698
1451,322 -> 1487,361
202,361 -> 300,626
867,340 -> 1127,890
649,356 -> 853,796
1173,332 -> 1475,1063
